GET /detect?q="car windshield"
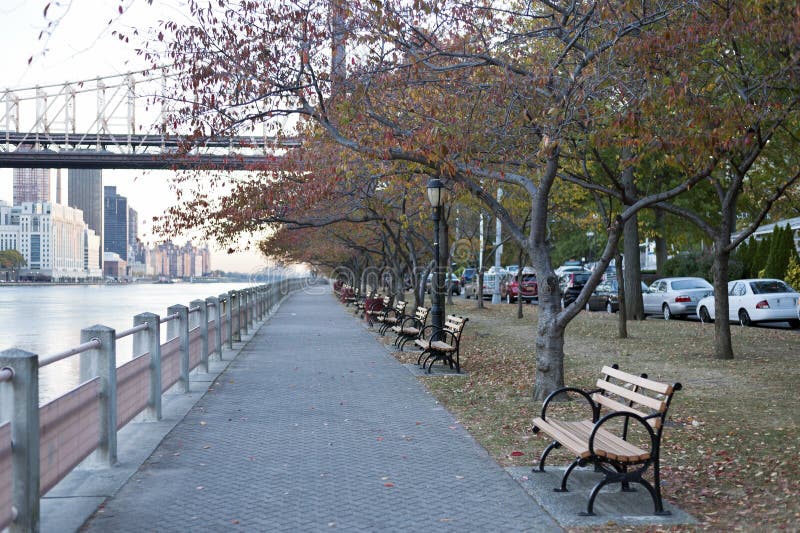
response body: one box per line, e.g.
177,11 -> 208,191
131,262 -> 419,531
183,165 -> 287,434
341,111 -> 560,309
670,279 -> 712,290
749,280 -> 795,294
521,274 -> 537,282
573,273 -> 591,283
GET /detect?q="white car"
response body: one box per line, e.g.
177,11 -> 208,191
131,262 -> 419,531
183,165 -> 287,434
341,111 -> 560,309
696,278 -> 800,328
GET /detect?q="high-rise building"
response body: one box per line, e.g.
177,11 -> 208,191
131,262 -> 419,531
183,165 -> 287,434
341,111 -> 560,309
104,186 -> 128,261
68,168 -> 104,269
128,207 -> 138,247
13,167 -> 51,204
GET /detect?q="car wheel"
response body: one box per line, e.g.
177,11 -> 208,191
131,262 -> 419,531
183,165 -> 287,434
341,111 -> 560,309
698,306 -> 711,323
662,305 -> 673,321
789,319 -> 800,329
739,309 -> 752,327
606,301 -> 614,314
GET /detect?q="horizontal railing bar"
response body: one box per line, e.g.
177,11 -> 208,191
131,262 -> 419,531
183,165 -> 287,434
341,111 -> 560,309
40,338 -> 102,367
116,322 -> 149,340
188,306 -> 201,313
0,368 -> 13,382
160,313 -> 180,324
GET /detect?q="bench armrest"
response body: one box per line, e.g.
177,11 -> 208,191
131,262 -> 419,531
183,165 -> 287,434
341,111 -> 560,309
588,411 -> 657,457
418,323 -> 440,340
399,315 -> 423,329
539,387 -> 598,422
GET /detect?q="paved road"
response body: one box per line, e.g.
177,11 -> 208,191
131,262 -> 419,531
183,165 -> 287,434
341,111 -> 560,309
82,290 -> 559,532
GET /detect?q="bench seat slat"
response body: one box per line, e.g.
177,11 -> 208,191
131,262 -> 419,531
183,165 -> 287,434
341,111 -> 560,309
601,366 -> 672,395
596,379 -> 666,412
430,340 -> 456,352
534,417 -> 650,463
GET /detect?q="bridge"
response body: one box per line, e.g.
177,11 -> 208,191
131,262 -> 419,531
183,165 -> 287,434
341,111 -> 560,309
1,71 -> 297,170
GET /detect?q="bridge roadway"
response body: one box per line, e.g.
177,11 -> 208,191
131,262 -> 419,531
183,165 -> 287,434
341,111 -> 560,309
76,290 -> 559,532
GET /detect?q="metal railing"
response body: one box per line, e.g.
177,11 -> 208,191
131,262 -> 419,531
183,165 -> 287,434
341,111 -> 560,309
0,278 -> 307,532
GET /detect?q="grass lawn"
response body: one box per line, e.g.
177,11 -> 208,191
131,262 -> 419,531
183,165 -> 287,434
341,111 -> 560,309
378,296 -> 800,531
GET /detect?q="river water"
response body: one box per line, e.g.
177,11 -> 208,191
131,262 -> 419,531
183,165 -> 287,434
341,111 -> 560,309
0,282 -> 256,401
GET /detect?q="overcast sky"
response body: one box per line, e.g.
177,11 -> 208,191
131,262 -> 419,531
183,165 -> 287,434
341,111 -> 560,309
0,0 -> 270,273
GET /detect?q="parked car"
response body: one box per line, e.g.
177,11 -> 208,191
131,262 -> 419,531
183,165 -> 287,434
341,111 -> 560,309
426,272 -> 461,295
642,277 -> 713,320
585,279 -> 649,313
696,278 -> 800,328
506,270 -> 538,303
505,265 -> 519,277
460,267 -> 477,288
555,260 -> 585,276
558,270 -> 592,308
480,270 -> 509,300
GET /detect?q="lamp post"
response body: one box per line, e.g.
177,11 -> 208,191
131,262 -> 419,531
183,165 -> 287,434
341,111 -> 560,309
586,231 -> 595,265
427,177 -> 446,332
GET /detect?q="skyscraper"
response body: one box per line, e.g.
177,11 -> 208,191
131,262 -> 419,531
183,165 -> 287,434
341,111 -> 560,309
13,167 -> 51,204
104,186 -> 128,261
68,168 -> 104,269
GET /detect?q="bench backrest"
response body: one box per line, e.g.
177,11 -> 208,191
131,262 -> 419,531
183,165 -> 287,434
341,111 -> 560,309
443,315 -> 468,337
413,306 -> 430,322
592,365 -> 681,430
394,301 -> 408,315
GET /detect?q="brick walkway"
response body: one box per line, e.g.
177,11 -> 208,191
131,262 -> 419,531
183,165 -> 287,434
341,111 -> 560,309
82,290 -> 559,532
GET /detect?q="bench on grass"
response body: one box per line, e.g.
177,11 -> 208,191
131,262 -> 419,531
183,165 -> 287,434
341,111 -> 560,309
532,364 -> 682,517
415,315 -> 468,373
390,306 -> 430,350
376,300 -> 408,336
353,290 -> 375,316
365,295 -> 392,326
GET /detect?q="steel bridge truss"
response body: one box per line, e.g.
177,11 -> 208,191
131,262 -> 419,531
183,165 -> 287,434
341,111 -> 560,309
0,71 -> 296,170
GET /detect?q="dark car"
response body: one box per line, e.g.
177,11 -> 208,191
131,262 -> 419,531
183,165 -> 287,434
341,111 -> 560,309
426,272 -> 461,295
460,268 -> 477,288
586,279 -> 649,313
558,270 -> 592,308
506,272 -> 538,303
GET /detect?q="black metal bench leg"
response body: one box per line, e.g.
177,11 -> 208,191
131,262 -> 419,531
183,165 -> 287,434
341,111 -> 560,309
533,441 -> 560,473
579,477 -> 611,516
417,349 -> 430,366
554,457 -> 581,492
650,460 -> 671,515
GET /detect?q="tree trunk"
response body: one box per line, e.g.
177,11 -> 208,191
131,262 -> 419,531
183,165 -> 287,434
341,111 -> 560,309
615,249 -> 628,339
477,270 -> 485,309
516,247 -> 525,318
622,163 -> 644,320
443,216 -> 454,306
654,208 -> 668,276
712,244 -> 735,359
623,215 -> 645,319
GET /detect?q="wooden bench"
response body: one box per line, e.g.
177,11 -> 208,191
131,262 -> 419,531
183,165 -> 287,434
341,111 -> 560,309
376,300 -> 408,336
365,295 -> 392,327
415,315 -> 468,373
532,364 -> 682,516
390,306 -> 430,350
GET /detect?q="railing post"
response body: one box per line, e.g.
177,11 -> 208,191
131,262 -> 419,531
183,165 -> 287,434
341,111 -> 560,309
191,299 -> 209,373
241,289 -> 250,336
206,296 -> 222,361
134,313 -> 161,421
220,293 -> 233,349
258,286 -> 264,320
0,349 -> 40,533
229,291 -> 241,342
79,325 -> 117,467
167,305 -> 190,393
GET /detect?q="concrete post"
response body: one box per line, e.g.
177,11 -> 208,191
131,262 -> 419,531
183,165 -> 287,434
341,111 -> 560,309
133,313 -> 161,421
0,349 -> 40,533
240,289 -> 249,336
206,296 -> 222,361
191,299 -> 209,373
167,304 -> 190,393
221,293 -> 233,348
230,291 -> 241,342
79,325 -> 117,467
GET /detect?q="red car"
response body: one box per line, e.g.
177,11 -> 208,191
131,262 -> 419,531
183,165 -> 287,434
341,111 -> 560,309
506,272 -> 538,303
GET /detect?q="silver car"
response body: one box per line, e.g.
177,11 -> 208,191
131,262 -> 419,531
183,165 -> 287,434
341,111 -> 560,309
643,277 -> 713,320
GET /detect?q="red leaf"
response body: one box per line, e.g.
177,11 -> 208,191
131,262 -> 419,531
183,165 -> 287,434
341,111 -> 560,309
510,451 -> 525,457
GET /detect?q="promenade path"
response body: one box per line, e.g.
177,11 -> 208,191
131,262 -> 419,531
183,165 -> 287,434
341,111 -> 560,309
81,290 -> 560,532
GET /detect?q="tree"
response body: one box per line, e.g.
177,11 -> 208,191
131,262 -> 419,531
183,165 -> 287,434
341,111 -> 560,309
142,0 -> 758,398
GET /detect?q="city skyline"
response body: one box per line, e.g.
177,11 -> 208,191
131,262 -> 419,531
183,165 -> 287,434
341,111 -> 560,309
0,1 -> 271,274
